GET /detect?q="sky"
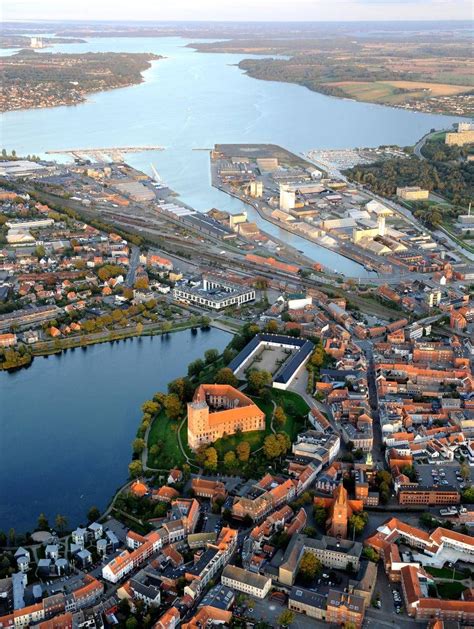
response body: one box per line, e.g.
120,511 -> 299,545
2,0 -> 472,23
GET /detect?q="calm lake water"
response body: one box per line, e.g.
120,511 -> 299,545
0,329 -> 230,531
0,36 -> 461,531
1,37 -> 461,275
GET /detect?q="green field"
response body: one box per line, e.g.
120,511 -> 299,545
147,410 -> 186,469
426,566 -> 468,581
147,388 -> 310,466
436,581 -> 467,600
210,389 -> 308,459
213,395 -> 273,458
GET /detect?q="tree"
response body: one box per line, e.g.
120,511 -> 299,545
153,502 -> 168,518
128,460 -> 143,478
132,438 -> 146,455
349,512 -> 369,536
188,358 -> 204,378
8,529 -> 15,546
460,461 -> 471,482
164,393 -> 182,420
168,377 -> 193,402
462,487 -> 474,503
314,505 -> 327,528
274,406 -> 286,427
204,348 -> 219,364
55,514 -> 67,534
263,434 -> 281,459
141,400 -> 160,415
214,367 -> 238,387
134,277 -> 149,290
37,513 -> 49,530
276,432 -> 290,455
401,465 -> 418,483
298,551 -> 322,582
310,346 -> 325,368
363,546 -> 380,563
135,322 -> 143,335
87,506 -> 100,523
204,447 -> 218,472
224,450 -> 237,470
247,369 -> 272,395
35,245 -> 45,259
265,320 -> 279,334
125,618 -> 138,629
277,610 -> 295,627
149,444 -> 161,457
236,441 -> 251,462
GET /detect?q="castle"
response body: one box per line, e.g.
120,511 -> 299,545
187,384 -> 265,450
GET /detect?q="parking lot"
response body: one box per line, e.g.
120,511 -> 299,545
417,463 -> 473,491
242,596 -> 327,629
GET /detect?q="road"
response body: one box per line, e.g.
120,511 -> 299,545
125,245 -> 140,287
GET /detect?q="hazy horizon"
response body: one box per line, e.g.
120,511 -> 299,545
2,0 -> 472,23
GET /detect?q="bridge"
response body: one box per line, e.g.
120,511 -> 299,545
46,146 -> 165,163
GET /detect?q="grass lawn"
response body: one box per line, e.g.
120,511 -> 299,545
270,389 -> 309,441
436,581 -> 467,600
213,395 -> 273,458
147,410 -> 186,469
426,566 -> 468,581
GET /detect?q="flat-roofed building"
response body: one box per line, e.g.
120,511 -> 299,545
396,186 -> 429,200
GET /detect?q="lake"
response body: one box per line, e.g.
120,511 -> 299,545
0,35 -> 461,531
0,328 -> 230,531
1,36 -> 461,276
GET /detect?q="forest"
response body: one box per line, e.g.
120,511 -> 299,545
344,142 -> 474,212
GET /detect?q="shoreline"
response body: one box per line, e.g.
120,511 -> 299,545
1,320 -> 235,373
211,179 -> 374,277
0,53 -> 163,114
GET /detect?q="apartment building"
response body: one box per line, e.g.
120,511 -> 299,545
221,565 -> 272,599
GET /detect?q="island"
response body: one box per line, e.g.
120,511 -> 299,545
0,49 -> 162,112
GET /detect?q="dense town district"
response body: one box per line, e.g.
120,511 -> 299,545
0,127 -> 473,629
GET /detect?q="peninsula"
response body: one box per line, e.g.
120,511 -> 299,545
0,49 -> 162,112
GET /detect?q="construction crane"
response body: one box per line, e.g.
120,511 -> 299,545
150,163 -> 162,183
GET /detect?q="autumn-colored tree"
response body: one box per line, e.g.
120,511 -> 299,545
274,405 -> 286,427
214,367 -> 238,387
247,369 -> 272,395
128,460 -> 143,478
265,320 -> 279,334
236,441 -> 251,462
132,438 -> 146,455
37,513 -> 49,530
134,277 -> 149,290
298,551 -> 322,582
276,431 -> 291,455
141,400 -> 160,415
204,447 -> 218,471
224,450 -> 237,470
164,393 -> 182,420
263,434 -> 281,459
277,610 -> 295,627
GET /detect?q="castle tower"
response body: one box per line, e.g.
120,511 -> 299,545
187,400 -> 209,450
